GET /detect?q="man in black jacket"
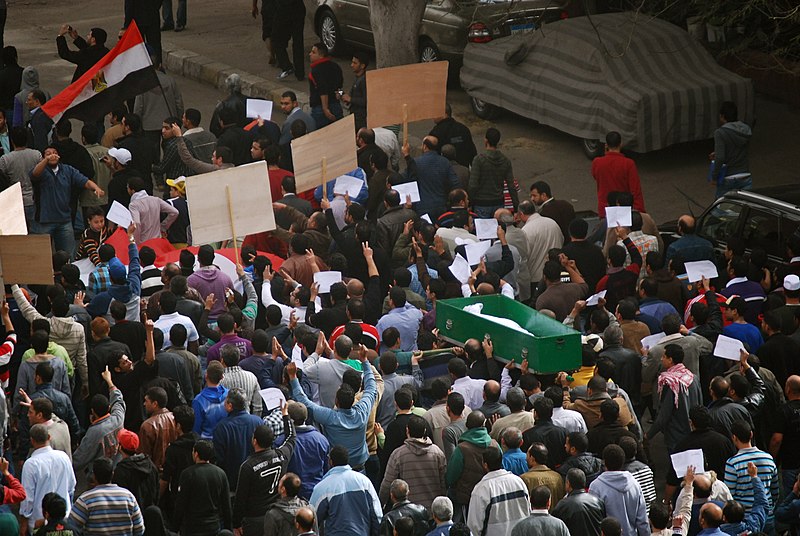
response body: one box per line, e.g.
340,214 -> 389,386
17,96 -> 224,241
160,404 -> 197,528
233,407 -> 296,536
379,479 -> 431,536
56,25 -> 109,82
174,439 -> 232,535
113,428 -> 160,510
429,103 -> 477,168
552,468 -> 606,536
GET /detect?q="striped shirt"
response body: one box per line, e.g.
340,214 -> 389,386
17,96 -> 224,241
625,461 -> 657,512
724,447 -> 779,515
221,366 -> 262,416
69,483 -> 144,536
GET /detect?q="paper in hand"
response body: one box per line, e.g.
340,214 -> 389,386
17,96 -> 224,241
332,175 -> 364,198
474,219 -> 498,240
606,206 -> 632,227
421,214 -> 432,224
713,334 -> 745,361
259,387 -> 286,411
465,240 -> 492,266
586,290 -> 607,307
670,449 -> 704,478
246,98 -> 273,120
107,201 -> 132,229
291,343 -> 304,370
313,271 -> 343,294
393,181 -> 420,203
449,254 -> 471,284
640,332 -> 665,350
0,183 -> 28,235
684,260 -> 719,283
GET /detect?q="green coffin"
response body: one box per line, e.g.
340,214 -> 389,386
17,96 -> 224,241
436,295 -> 582,374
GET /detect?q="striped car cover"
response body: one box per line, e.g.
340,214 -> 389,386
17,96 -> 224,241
460,12 -> 754,152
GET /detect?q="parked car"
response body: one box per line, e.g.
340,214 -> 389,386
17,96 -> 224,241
659,186 -> 800,271
313,0 -> 570,64
460,12 -> 755,158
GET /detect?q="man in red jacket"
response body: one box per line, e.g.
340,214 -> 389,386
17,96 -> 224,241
591,131 -> 646,218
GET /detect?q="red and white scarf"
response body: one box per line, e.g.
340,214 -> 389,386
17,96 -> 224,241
657,363 -> 694,407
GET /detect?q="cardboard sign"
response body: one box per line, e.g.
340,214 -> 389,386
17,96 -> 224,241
0,183 -> 28,235
185,160 -> 275,246
0,235 -> 54,284
366,62 -> 449,128
291,114 -> 357,193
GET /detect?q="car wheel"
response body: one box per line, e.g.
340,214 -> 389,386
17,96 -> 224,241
582,138 -> 604,159
419,38 -> 440,63
471,97 -> 499,120
318,10 -> 342,55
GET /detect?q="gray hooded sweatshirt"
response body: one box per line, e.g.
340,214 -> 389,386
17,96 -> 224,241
714,121 -> 752,177
13,67 -> 50,127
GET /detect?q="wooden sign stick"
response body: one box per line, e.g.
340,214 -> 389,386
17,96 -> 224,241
321,156 -> 328,199
402,104 -> 409,147
226,185 -> 240,264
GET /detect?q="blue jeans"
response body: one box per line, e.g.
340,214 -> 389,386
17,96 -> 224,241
311,102 -> 343,130
162,0 -> 187,27
715,175 -> 752,199
34,221 -> 76,260
473,205 -> 502,219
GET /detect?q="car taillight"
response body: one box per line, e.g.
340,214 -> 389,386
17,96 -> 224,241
560,10 -> 569,19
468,22 -> 492,43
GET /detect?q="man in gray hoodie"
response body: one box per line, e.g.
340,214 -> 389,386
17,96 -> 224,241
710,101 -> 752,198
263,473 -> 312,536
588,444 -> 649,536
12,66 -> 49,128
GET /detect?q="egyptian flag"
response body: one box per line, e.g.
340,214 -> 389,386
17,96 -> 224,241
42,21 -> 159,123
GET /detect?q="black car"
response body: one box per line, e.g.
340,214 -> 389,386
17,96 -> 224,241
660,186 -> 800,270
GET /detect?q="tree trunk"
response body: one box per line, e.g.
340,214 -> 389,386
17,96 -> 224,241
368,0 -> 427,68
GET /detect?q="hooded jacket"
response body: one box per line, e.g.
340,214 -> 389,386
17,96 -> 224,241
446,427 -> 501,505
557,452 -> 603,483
191,384 -> 229,439
713,121 -> 751,177
113,453 -> 160,510
187,266 -> 234,320
262,496 -> 311,536
86,242 -> 142,323
589,471 -> 649,536
379,437 -> 446,510
469,149 -> 518,208
13,67 -> 49,127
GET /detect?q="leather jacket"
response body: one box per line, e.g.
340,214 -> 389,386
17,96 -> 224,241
551,489 -> 606,536
380,500 -> 431,536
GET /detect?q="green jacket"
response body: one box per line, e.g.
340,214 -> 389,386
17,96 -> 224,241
23,341 -> 74,377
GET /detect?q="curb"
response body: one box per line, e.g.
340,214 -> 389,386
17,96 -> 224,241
162,40 -> 310,106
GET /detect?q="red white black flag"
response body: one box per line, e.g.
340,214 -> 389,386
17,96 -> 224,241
43,21 -> 159,123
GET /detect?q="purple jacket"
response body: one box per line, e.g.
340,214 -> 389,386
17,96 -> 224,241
206,333 -> 254,364
187,266 -> 233,320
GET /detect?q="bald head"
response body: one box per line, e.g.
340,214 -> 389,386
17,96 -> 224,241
700,503 -> 723,528
476,282 -> 495,295
678,215 -> 696,235
347,279 -> 364,298
484,380 -> 501,403
295,506 -> 315,532
693,474 -> 712,499
787,375 -> 800,398
422,135 -> 438,152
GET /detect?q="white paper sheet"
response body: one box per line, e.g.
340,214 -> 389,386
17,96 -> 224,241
670,449 -> 704,478
313,270 -> 342,294
393,181 -> 420,203
332,175 -> 364,198
0,182 -> 28,235
641,332 -> 666,350
606,206 -> 632,227
474,219 -> 498,240
421,214 -> 432,224
246,98 -> 273,120
291,343 -> 304,370
684,260 -> 719,283
465,240 -> 492,266
449,254 -> 471,284
259,387 -> 286,411
107,201 -> 132,229
713,334 -> 745,361
586,290 -> 607,306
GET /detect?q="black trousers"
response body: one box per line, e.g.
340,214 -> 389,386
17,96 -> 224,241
273,9 -> 305,77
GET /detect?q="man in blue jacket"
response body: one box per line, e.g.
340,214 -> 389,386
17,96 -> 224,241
720,462 -> 768,536
192,361 -> 228,439
84,223 -> 142,323
212,387 -> 264,490
288,342 -> 376,472
402,136 -> 459,217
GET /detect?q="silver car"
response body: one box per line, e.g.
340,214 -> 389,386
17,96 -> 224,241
313,0 -> 571,62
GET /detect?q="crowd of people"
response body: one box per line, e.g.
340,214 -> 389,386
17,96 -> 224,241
0,3 -> 787,536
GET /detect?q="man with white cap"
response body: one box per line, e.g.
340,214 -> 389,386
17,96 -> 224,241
773,274 -> 800,336
166,176 -> 191,248
104,147 -> 140,208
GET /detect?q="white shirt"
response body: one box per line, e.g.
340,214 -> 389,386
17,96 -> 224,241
261,279 -> 321,325
154,311 -> 199,349
20,446 -> 76,529
552,406 -> 588,433
451,376 -> 487,410
521,214 -> 564,282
